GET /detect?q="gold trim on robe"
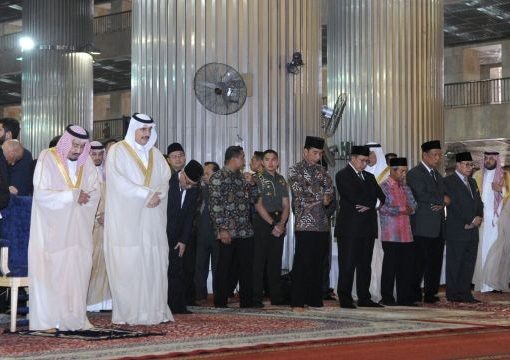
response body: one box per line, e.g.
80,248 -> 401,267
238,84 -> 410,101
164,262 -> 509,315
49,147 -> 84,189
376,166 -> 390,184
120,141 -> 154,186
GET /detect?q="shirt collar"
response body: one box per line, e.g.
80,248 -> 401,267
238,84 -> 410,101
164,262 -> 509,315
421,160 -> 433,173
455,170 -> 466,182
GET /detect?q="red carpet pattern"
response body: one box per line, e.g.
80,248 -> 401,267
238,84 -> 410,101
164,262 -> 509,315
1,291 -> 509,359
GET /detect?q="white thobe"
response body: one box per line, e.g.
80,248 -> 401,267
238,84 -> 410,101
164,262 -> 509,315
104,141 -> 173,325
478,170 -> 502,292
28,149 -> 100,331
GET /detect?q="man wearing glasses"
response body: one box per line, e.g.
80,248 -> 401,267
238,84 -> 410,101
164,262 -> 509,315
444,152 -> 483,303
335,145 -> 386,308
167,160 -> 203,313
167,142 -> 186,174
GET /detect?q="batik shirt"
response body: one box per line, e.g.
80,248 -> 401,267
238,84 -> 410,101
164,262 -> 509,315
379,176 -> 417,243
288,160 -> 336,232
208,167 -> 260,238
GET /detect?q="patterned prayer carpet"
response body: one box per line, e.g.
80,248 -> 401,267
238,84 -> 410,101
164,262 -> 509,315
1,291 -> 510,359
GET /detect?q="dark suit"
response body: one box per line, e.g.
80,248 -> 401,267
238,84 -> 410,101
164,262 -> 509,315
444,173 -> 483,302
167,172 -> 200,313
406,162 -> 446,301
335,164 -> 385,304
9,149 -> 34,196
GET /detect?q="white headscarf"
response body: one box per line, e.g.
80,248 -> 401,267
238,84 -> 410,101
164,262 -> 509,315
365,142 -> 387,178
124,113 -> 157,151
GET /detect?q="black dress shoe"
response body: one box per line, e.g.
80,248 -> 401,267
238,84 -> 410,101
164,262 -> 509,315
381,299 -> 397,306
424,296 -> 440,303
340,302 -> 357,309
358,300 -> 384,308
252,301 -> 265,308
397,301 -> 419,307
491,290 -> 503,294
464,298 -> 481,303
174,309 -> 193,314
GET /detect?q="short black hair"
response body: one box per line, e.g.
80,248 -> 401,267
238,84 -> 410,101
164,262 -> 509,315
253,151 -> 264,160
263,149 -> 278,158
49,135 -> 61,148
0,118 -> 20,139
385,153 -> 397,160
224,146 -> 244,163
204,161 -> 220,173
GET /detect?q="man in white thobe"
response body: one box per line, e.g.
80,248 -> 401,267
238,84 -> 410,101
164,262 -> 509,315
104,113 -> 173,325
473,151 -> 510,292
87,141 -> 111,312
29,125 -> 100,331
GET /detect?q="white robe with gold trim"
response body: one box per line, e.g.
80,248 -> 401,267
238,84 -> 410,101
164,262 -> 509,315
28,149 -> 100,331
104,141 -> 173,325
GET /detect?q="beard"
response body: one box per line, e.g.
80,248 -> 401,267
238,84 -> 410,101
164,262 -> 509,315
485,163 -> 497,170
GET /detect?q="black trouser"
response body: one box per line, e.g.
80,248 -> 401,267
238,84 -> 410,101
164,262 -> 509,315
168,238 -> 188,313
446,237 -> 478,301
337,236 -> 375,304
252,213 -> 284,304
322,232 -> 333,296
412,235 -> 445,301
381,241 -> 414,304
183,235 -> 197,305
194,217 -> 218,301
214,237 -> 254,308
291,231 -> 329,307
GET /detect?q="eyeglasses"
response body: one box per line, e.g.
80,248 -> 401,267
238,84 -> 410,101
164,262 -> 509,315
461,162 -> 474,167
169,153 -> 185,160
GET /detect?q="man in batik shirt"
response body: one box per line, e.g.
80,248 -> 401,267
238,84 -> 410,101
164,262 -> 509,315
379,157 -> 417,306
288,136 -> 336,312
209,146 -> 260,308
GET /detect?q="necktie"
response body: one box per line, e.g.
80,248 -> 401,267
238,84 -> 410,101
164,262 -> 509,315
430,169 -> 437,182
357,171 -> 364,181
464,177 -> 473,198
179,188 -> 184,207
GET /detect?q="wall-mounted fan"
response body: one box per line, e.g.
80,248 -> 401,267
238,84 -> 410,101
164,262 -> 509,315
321,93 -> 347,138
193,63 -> 247,115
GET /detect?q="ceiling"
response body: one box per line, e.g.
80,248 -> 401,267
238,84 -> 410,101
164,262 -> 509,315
444,0 -> 510,46
2,0 -> 510,107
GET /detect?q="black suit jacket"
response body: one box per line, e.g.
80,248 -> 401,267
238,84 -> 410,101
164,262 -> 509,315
335,164 -> 385,239
166,172 -> 201,245
407,162 -> 446,238
444,173 -> 483,242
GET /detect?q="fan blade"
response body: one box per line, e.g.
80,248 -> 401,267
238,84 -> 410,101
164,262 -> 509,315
195,80 -> 221,90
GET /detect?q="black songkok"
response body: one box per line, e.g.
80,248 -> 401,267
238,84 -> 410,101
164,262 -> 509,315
167,142 -> 184,155
351,145 -> 370,157
304,136 -> 325,150
184,160 -> 204,183
456,152 -> 472,163
484,151 -> 499,156
421,140 -> 441,152
389,157 -> 408,167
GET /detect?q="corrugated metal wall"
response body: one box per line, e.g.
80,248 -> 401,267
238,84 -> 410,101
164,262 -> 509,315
22,0 -> 94,156
132,0 -> 322,268
131,0 -> 322,174
327,0 -> 444,167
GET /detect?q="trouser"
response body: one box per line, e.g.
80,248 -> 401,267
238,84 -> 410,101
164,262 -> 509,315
412,235 -> 445,300
252,213 -> 284,304
446,237 -> 478,301
194,222 -> 218,301
168,238 -> 187,313
183,235 -> 197,304
337,236 -> 375,304
381,241 -> 414,303
322,232 -> 333,296
214,237 -> 254,308
291,231 -> 329,307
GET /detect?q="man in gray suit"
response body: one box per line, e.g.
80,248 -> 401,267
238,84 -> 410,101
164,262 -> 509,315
406,140 -> 450,303
444,152 -> 483,303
